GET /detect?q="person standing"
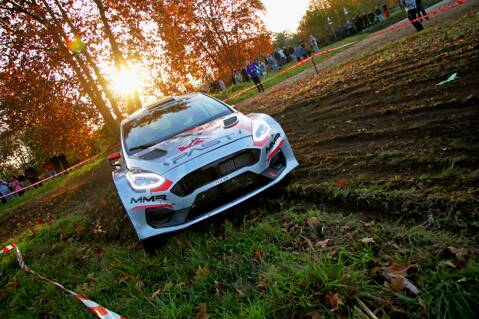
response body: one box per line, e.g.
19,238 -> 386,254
400,0 -> 424,32
309,35 -> 319,52
246,61 -> 264,93
233,69 -> 243,83
218,78 -> 226,91
8,177 -> 23,196
416,0 -> 428,20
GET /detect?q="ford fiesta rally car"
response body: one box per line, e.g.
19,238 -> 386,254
108,93 -> 298,241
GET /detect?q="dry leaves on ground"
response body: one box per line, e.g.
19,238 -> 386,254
197,303 -> 208,319
448,247 -> 468,263
252,247 -> 264,262
324,292 -> 342,310
359,237 -> 375,244
307,217 -> 319,228
304,310 -> 323,319
316,239 -> 330,249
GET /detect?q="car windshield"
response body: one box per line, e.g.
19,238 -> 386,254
123,94 -> 232,155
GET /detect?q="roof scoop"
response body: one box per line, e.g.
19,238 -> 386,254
223,115 -> 238,128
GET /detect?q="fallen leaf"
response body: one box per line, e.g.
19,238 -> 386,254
359,237 -> 375,244
316,239 -> 330,248
336,180 -> 349,189
448,247 -> 467,263
390,276 -> 405,291
439,260 -> 456,268
195,265 -> 210,281
252,247 -> 264,262
257,272 -> 269,289
235,288 -> 245,297
307,217 -> 319,228
197,303 -> 208,319
362,220 -> 375,228
149,287 -> 162,300
384,262 -> 411,276
324,292 -> 342,309
304,310 -> 322,319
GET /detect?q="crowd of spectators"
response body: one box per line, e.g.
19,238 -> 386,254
209,35 -> 320,94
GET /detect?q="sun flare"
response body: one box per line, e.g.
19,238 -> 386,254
110,64 -> 142,95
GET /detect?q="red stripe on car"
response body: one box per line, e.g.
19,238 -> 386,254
150,180 -> 173,192
133,203 -> 173,210
267,140 -> 284,162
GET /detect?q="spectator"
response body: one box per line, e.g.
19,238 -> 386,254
8,177 -> 23,196
267,55 -> 280,72
25,167 -> 42,187
43,160 -> 56,177
278,48 -> 288,64
258,60 -> 268,77
375,8 -> 385,21
416,0 -> 428,20
246,61 -> 265,93
0,180 -> 12,204
233,69 -> 243,83
241,68 -> 250,83
401,0 -> 424,31
218,78 -> 226,91
383,4 -> 391,18
309,35 -> 319,52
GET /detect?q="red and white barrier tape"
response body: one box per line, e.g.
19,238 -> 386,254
223,0 -> 469,103
223,41 -> 356,103
370,0 -> 467,38
0,156 -> 96,200
1,243 -> 125,319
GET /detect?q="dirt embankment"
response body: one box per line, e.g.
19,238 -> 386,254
238,9 -> 479,229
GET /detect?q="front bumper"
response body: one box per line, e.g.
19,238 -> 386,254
114,133 -> 298,240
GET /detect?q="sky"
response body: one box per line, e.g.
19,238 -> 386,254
261,0 -> 310,33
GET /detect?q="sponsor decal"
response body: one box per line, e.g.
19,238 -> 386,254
167,133 -> 236,165
130,194 -> 167,205
265,133 -> 281,154
178,137 -> 205,152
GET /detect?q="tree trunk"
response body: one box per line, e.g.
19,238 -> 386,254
40,0 -> 119,135
52,0 -> 124,121
93,0 -> 142,113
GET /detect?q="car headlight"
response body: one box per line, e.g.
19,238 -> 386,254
126,170 -> 165,191
252,119 -> 271,145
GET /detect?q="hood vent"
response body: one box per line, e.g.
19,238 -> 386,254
223,116 -> 238,128
139,149 -> 167,160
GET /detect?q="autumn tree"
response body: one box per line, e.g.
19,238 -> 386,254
0,0 -> 273,170
299,0 -> 395,43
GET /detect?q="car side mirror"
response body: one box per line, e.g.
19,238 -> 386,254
107,152 -> 121,167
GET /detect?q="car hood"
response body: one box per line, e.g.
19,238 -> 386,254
124,112 -> 253,174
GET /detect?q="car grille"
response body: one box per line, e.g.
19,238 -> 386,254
171,149 -> 260,197
187,172 -> 269,221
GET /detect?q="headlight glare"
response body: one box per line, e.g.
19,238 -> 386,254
126,170 -> 165,190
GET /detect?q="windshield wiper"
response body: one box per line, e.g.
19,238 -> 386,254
129,143 -> 157,152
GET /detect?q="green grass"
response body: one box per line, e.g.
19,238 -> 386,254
0,157 -> 103,217
1,204 -> 478,318
214,34 -> 368,105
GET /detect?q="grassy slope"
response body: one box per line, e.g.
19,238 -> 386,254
213,34 -> 367,105
1,198 -> 478,318
0,157 -> 104,217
